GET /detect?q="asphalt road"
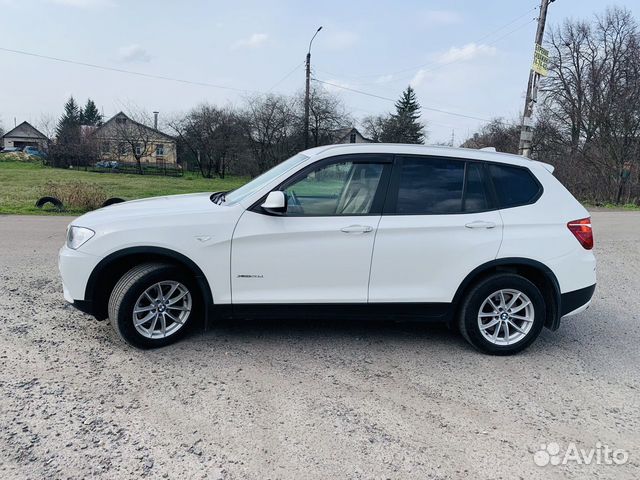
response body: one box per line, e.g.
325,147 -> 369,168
0,212 -> 638,479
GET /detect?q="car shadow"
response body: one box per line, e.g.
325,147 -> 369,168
182,316 -> 467,350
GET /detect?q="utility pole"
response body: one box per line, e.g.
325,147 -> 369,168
304,26 -> 322,149
518,0 -> 554,157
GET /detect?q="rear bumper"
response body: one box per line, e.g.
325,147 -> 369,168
561,284 -> 596,317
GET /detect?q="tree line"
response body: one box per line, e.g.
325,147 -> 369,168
167,85 -> 425,178
462,6 -> 640,205
42,85 -> 426,177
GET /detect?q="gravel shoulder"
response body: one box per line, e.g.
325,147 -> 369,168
0,212 -> 638,479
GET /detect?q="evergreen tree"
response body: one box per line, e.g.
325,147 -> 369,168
56,96 -> 81,145
380,86 -> 425,144
80,98 -> 103,126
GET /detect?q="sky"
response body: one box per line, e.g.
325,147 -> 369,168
1,0 -> 638,145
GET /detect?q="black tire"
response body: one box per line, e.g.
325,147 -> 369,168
102,197 -> 125,207
35,196 -> 64,211
458,273 -> 545,355
108,263 -> 200,348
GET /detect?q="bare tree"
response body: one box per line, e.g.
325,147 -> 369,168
112,111 -> 156,174
360,114 -> 389,143
460,118 -> 521,153
296,86 -> 352,146
240,94 -> 299,174
35,113 -> 56,140
169,104 -> 244,178
541,7 -> 640,204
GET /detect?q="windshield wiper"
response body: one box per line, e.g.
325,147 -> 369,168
210,191 -> 227,205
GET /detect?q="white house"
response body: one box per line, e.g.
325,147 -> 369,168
2,121 -> 48,150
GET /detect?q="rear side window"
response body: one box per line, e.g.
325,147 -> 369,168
393,157 -> 492,214
396,157 -> 464,214
463,162 -> 490,212
488,164 -> 541,208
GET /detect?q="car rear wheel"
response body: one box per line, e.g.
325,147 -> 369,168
108,263 -> 198,348
458,273 -> 545,355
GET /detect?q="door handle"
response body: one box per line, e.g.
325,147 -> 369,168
465,221 -> 496,229
340,225 -> 374,234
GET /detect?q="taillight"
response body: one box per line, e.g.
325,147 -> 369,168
567,217 -> 593,250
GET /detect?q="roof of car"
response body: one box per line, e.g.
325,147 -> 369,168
302,143 -> 553,172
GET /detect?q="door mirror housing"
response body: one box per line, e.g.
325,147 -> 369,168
261,191 -> 286,214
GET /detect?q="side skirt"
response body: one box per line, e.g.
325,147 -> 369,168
211,303 -> 452,322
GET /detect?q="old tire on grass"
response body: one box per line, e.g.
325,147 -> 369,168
35,196 -> 64,211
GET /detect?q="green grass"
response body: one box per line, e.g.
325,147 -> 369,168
584,201 -> 640,211
0,160 -> 249,215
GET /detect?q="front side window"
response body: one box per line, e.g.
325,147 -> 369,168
395,157 -> 465,214
488,164 -> 541,208
225,153 -> 310,205
283,161 -> 384,216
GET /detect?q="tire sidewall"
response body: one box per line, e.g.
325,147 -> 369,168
461,274 -> 546,355
114,266 -> 200,349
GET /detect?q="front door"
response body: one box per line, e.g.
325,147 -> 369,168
231,154 -> 392,304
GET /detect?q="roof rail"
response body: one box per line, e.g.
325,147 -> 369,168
479,147 -> 496,152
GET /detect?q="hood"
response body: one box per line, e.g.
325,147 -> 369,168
73,192 -> 217,228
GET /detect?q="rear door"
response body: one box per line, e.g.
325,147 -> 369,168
368,156 -> 503,304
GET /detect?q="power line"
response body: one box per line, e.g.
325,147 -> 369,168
315,4 -> 539,81
268,60 -> 305,92
0,46 -> 259,94
327,16 -> 538,89
312,78 -> 519,127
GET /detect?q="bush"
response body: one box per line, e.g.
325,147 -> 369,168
42,180 -> 107,211
0,152 -> 41,163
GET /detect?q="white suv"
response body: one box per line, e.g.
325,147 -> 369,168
59,144 -> 596,354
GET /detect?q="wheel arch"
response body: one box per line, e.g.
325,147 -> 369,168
85,246 -> 214,322
450,257 -> 561,331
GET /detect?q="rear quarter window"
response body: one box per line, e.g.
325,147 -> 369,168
488,164 -> 541,208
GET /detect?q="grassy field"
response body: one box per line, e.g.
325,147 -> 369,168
0,159 -> 249,215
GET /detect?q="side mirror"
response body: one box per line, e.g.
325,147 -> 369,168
261,191 -> 286,214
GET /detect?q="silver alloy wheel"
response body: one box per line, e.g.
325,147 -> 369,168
132,281 -> 192,339
477,289 -> 534,346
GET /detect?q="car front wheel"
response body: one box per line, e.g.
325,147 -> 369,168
458,273 -> 545,355
108,263 -> 198,348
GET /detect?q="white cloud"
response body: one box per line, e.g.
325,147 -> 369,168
409,69 -> 434,88
232,33 -> 269,49
48,0 -> 114,8
325,31 -> 359,50
422,10 -> 462,25
117,44 -> 152,63
437,43 -> 497,64
375,74 -> 394,84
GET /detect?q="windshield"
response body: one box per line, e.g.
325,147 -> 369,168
223,153 -> 310,205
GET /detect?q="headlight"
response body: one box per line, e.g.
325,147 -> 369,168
67,226 -> 95,250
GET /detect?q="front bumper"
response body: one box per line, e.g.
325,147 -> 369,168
58,245 -> 102,304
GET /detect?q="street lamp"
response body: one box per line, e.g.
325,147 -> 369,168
304,26 -> 322,149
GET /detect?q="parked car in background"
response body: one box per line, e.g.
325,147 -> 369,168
1,147 -> 22,153
23,146 -> 47,158
59,144 -> 596,354
95,160 -> 120,169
